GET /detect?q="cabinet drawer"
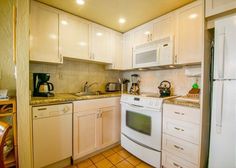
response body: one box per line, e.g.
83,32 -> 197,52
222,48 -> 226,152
163,118 -> 200,144
162,151 -> 197,168
162,134 -> 199,164
73,97 -> 120,112
163,104 -> 200,124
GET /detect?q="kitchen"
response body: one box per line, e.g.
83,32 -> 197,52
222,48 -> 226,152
0,0 -> 235,168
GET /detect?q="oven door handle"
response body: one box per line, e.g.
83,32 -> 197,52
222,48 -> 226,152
128,104 -> 144,109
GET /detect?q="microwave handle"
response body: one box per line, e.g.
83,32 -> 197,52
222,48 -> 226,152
157,45 -> 161,64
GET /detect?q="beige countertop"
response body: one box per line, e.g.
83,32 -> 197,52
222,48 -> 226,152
30,92 -> 121,106
164,97 -> 200,108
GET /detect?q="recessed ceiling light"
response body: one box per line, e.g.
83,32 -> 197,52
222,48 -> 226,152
76,0 -> 85,5
119,18 -> 126,24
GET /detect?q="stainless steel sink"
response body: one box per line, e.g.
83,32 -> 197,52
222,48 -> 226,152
74,91 -> 106,96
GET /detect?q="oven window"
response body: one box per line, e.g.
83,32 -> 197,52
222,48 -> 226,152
126,111 -> 151,136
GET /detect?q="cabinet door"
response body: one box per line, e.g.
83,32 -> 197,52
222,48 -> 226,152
133,23 -> 153,46
122,32 -> 134,70
99,106 -> 120,148
108,32 -> 123,70
30,2 -> 61,63
60,13 -> 90,60
176,2 -> 203,64
91,24 -> 112,63
206,0 -> 236,17
73,110 -> 99,159
153,14 -> 174,40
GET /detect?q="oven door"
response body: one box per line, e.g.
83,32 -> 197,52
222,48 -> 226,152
121,102 -> 162,151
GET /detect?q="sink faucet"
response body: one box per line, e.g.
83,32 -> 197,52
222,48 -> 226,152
84,81 -> 98,93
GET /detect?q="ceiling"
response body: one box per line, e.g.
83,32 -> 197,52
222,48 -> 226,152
37,0 -> 195,33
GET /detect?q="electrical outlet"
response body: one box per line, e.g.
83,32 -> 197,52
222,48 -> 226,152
58,72 -> 63,80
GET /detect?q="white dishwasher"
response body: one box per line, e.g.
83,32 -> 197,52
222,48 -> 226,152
32,103 -> 72,168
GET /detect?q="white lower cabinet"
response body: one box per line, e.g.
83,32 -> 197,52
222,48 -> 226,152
162,134 -> 199,164
73,97 -> 120,160
73,110 -> 98,159
162,151 -> 198,168
162,104 -> 201,168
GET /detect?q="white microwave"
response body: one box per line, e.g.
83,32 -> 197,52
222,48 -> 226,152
133,36 -> 174,68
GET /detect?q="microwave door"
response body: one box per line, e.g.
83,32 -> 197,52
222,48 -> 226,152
133,49 -> 159,68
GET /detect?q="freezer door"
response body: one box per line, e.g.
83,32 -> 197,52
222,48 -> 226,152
214,15 -> 236,80
209,81 -> 236,168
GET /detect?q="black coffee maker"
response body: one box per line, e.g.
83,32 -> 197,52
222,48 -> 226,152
33,73 -> 54,97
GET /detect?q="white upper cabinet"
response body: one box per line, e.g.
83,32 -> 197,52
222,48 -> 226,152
206,0 -> 236,17
30,1 -> 62,63
59,13 -> 90,60
133,23 -> 154,46
153,14 -> 175,40
90,23 -> 112,63
122,31 -> 134,70
175,1 -> 203,64
107,31 -> 123,70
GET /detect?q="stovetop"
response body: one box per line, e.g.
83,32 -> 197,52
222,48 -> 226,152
121,92 -> 177,110
132,92 -> 176,99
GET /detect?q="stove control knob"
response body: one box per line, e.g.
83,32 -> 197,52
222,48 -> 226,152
149,101 -> 154,106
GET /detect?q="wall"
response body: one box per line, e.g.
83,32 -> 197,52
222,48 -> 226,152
16,0 -> 32,167
0,0 -> 16,96
123,66 -> 201,96
29,60 -> 122,93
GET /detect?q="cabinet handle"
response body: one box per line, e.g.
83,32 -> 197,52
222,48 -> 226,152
174,55 -> 177,63
38,108 -> 47,111
60,54 -> 63,63
174,127 -> 184,132
173,162 -> 183,168
93,53 -> 95,59
174,145 -> 184,151
174,112 -> 185,115
150,34 -> 152,41
147,34 -> 150,42
100,113 -> 103,118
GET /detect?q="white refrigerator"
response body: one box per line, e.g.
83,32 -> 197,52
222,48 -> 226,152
209,15 -> 236,168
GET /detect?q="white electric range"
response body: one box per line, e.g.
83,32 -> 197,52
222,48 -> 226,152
120,93 -> 176,167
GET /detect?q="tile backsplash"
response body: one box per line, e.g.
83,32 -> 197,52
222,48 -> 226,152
123,66 -> 201,96
30,59 -> 201,96
29,60 -> 122,93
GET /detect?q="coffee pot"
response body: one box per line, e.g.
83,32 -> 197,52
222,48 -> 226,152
33,73 -> 54,97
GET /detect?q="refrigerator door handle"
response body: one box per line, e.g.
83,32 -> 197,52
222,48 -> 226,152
217,30 -> 225,79
216,81 -> 224,130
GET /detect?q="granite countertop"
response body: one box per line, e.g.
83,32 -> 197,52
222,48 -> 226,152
30,92 -> 121,106
164,97 -> 200,108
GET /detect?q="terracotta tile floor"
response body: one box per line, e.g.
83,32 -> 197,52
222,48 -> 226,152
67,145 -> 154,168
